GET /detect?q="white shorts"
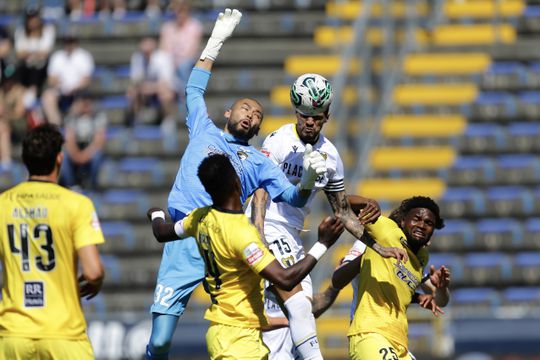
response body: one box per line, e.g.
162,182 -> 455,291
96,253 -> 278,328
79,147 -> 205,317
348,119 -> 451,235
262,327 -> 299,360
263,220 -> 313,318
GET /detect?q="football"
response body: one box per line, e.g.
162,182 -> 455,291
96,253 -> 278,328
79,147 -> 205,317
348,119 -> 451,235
290,73 -> 333,116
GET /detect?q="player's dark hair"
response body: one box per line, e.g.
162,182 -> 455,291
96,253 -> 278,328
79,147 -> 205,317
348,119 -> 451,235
22,124 -> 64,176
198,154 -> 239,204
389,196 -> 445,229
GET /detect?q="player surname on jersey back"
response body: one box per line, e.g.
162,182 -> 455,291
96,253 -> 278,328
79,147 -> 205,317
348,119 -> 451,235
12,207 -> 48,219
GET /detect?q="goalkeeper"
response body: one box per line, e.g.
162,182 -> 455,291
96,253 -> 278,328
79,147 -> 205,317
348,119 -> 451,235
145,9 -> 328,359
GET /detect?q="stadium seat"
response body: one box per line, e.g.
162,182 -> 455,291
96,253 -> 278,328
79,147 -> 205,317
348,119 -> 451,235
512,252 -> 540,284
462,252 -> 512,286
100,221 -> 137,252
517,91 -> 540,120
507,122 -> 540,152
451,288 -> 499,316
369,146 -> 456,171
472,91 -> 517,122
475,218 -> 524,251
393,83 -> 478,107
403,53 -> 491,77
484,186 -> 533,217
482,61 -> 528,90
114,157 -> 165,187
446,156 -> 494,186
99,189 -> 150,220
284,55 -> 360,77
524,218 -> 540,250
501,287 -> 540,307
439,187 -> 486,217
458,123 -> 506,154
495,154 -> 540,184
357,178 -> 445,201
444,0 -> 525,20
433,219 -> 475,252
431,24 -> 516,46
428,253 -> 464,283
381,114 -> 466,138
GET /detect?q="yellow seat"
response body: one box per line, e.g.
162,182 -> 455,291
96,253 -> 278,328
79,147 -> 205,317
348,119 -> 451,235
357,178 -> 446,200
433,24 -> 516,45
393,83 -> 478,106
326,1 -> 429,19
270,85 -> 358,107
370,146 -> 456,170
284,55 -> 361,77
444,0 -> 525,19
403,53 -> 491,76
381,114 -> 466,137
314,26 -> 429,48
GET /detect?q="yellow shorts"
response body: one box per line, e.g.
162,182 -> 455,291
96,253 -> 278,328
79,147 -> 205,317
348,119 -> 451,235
206,322 -> 269,360
0,336 -> 94,360
349,332 -> 412,360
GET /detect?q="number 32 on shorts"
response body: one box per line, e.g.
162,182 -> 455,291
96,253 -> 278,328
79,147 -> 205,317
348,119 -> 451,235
154,284 -> 173,306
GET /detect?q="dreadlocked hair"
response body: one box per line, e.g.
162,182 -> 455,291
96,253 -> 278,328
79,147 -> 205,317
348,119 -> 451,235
389,196 -> 445,229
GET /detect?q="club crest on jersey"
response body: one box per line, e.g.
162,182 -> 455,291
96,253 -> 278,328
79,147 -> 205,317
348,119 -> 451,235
292,145 -> 298,153
237,149 -> 249,161
244,242 -> 264,266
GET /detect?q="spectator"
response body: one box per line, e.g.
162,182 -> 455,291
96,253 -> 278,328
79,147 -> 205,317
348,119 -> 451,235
126,36 -> 175,126
60,94 -> 107,189
0,26 -> 11,86
144,0 -> 163,18
14,8 -> 56,105
0,65 -> 26,170
41,35 -> 94,125
160,0 -> 203,94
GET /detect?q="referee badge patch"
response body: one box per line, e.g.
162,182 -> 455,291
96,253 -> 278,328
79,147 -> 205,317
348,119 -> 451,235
244,242 -> 264,266
24,281 -> 44,307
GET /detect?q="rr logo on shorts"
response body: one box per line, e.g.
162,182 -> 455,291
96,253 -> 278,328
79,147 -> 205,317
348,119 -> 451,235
24,281 -> 44,307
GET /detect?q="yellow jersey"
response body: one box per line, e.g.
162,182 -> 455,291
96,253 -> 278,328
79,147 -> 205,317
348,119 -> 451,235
182,206 -> 275,328
0,181 -> 105,340
348,216 -> 429,348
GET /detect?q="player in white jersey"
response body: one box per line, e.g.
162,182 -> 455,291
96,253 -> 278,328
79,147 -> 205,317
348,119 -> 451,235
248,74 -> 408,359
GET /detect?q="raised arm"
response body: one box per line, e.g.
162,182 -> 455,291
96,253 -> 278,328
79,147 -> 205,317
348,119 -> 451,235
326,190 -> 408,262
147,208 -> 181,243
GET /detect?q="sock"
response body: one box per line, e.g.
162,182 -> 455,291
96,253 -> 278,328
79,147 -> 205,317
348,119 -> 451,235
284,292 -> 323,360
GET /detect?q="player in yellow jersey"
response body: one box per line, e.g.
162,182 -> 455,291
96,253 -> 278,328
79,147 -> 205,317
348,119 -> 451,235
317,196 -> 450,360
0,124 -> 106,359
147,153 -> 344,359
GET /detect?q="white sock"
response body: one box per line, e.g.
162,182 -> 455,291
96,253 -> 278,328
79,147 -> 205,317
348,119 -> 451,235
284,292 -> 323,360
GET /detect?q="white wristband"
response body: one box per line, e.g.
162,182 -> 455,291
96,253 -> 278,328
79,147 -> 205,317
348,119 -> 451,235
151,211 -> 165,221
308,242 -> 328,261
174,220 -> 185,237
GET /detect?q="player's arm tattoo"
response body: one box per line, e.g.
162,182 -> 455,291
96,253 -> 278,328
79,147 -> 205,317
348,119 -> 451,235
312,286 -> 341,318
251,188 -> 269,245
325,190 -> 374,247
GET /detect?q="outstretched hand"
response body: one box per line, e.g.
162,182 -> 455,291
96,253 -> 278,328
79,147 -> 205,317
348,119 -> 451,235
429,265 -> 451,289
373,244 -> 409,263
200,8 -> 242,61
417,293 -> 445,317
357,198 -> 381,225
317,216 -> 344,248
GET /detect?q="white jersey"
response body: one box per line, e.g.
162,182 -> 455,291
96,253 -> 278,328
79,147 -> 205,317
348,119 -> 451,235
248,123 -> 345,230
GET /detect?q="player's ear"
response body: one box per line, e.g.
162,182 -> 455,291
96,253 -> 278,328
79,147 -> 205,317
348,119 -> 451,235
224,108 -> 232,120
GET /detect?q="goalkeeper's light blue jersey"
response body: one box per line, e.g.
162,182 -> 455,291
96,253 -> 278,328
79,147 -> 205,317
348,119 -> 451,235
167,68 -> 293,215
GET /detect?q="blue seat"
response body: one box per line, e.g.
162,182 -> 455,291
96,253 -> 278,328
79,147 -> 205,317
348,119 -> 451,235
463,252 -> 512,284
525,218 -> 540,233
428,253 -> 463,280
448,156 -> 495,185
502,287 -> 540,303
487,62 -> 525,75
132,126 -> 163,141
452,287 -> 498,305
530,61 -> 540,74
100,254 -> 122,283
114,65 -> 130,78
508,122 -> 540,136
519,91 -> 540,104
98,96 -> 128,110
99,189 -> 150,219
435,219 -> 475,250
440,187 -> 486,216
101,221 -> 136,249
514,252 -> 540,267
497,154 -> 538,169
476,218 -> 523,249
475,92 -> 512,105
524,5 -> 540,18
485,186 -> 533,216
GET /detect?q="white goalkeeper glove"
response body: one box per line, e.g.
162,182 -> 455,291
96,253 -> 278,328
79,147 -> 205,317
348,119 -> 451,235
299,144 -> 327,190
200,8 -> 242,61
